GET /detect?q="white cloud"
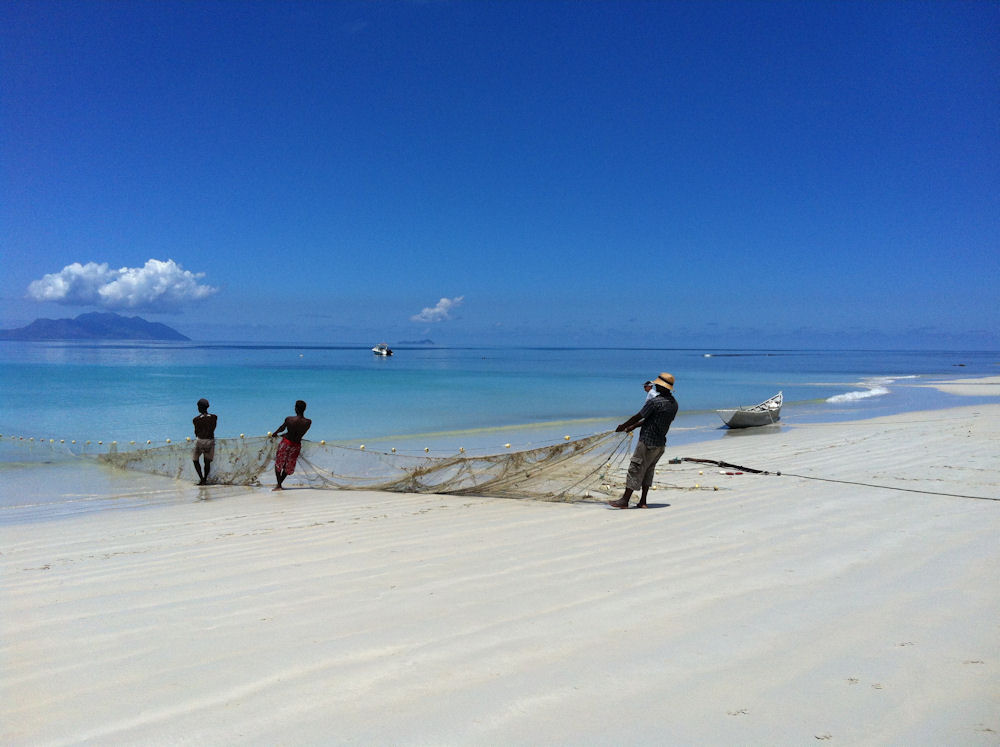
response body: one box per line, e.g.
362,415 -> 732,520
27,259 -> 217,311
410,296 -> 464,323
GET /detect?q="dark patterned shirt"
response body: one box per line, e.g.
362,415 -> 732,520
637,393 -> 678,447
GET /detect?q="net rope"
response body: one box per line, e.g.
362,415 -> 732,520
98,432 -> 636,502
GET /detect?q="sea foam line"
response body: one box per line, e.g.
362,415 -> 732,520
826,375 -> 913,403
827,387 -> 890,403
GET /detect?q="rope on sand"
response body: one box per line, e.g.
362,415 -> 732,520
680,457 -> 999,503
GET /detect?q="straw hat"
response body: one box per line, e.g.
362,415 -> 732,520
653,372 -> 675,390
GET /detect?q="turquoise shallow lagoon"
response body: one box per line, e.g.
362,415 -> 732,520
2,343 -> 997,521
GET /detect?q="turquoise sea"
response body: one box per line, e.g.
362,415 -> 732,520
2,343 -> 998,522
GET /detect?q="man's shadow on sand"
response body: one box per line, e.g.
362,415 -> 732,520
604,502 -> 671,510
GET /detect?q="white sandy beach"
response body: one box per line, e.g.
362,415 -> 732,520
3,400 -> 998,745
919,374 -> 1000,397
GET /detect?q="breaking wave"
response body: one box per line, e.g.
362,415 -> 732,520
827,386 -> 890,403
826,375 -> 914,403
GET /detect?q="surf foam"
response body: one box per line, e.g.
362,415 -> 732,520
826,376 -> 901,403
827,386 -> 890,403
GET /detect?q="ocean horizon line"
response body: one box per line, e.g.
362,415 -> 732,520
2,339 -> 999,355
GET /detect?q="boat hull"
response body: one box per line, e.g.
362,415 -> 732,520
717,409 -> 781,428
717,392 -> 782,428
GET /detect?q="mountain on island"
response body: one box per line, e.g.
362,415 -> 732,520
0,312 -> 190,341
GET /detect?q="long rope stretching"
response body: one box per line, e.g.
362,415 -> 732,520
681,458 -> 998,502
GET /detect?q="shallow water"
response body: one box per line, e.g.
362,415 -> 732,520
2,343 -> 997,522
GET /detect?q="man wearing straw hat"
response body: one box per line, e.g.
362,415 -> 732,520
610,372 -> 678,509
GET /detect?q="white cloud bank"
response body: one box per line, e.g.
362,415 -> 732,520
27,259 -> 217,311
411,296 -> 464,323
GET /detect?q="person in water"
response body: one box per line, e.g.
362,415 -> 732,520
609,372 -> 678,509
192,398 -> 218,485
270,399 -> 312,490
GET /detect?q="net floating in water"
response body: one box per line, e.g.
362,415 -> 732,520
99,432 -> 634,502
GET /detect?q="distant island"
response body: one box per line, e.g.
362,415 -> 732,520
0,311 -> 190,341
396,339 -> 435,345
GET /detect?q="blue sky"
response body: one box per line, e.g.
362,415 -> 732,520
2,0 -> 997,348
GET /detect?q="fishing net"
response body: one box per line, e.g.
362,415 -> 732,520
98,432 -> 636,502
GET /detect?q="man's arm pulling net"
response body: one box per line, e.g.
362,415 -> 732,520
99,432 -> 635,502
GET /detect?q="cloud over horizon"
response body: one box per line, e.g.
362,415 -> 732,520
410,296 -> 464,323
27,259 -> 217,311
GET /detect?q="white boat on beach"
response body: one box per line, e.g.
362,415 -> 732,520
372,343 -> 393,356
717,391 -> 782,428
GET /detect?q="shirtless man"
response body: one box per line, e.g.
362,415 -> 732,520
192,398 -> 218,485
270,399 -> 312,490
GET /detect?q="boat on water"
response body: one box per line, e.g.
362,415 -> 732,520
371,343 -> 393,356
717,391 -> 782,428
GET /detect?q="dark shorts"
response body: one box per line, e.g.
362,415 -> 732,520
275,437 -> 302,475
193,438 -> 215,461
626,441 -> 666,491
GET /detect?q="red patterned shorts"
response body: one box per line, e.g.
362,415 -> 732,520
275,438 -> 302,474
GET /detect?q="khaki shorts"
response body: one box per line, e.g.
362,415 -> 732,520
193,438 -> 215,461
625,441 -> 665,490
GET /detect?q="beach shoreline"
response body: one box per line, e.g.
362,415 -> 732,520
3,397 -> 998,744
918,375 -> 1000,397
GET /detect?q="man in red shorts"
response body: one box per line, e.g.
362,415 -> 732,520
270,399 -> 312,490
